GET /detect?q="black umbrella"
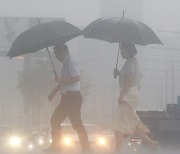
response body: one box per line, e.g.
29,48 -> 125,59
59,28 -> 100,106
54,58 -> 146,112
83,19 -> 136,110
83,16 -> 162,45
7,20 -> 82,75
83,16 -> 163,75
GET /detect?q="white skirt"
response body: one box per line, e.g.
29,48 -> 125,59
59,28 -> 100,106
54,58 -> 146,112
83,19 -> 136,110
112,86 -> 149,137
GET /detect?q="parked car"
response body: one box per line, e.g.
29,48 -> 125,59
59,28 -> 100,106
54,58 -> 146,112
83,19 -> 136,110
62,124 -> 112,148
24,130 -> 39,153
36,124 -> 142,153
0,125 -> 40,153
102,130 -> 143,153
0,125 -> 24,153
128,137 -> 142,153
35,125 -> 51,148
36,123 -> 113,151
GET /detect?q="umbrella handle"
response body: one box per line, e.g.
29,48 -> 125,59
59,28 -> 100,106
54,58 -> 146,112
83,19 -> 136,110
46,48 -> 57,77
122,10 -> 125,19
114,43 -> 120,79
37,17 -> 57,77
114,67 -> 118,79
37,17 -> 40,24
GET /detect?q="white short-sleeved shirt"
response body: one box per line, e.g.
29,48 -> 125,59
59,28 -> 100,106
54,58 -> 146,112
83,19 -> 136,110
119,57 -> 141,88
61,55 -> 80,94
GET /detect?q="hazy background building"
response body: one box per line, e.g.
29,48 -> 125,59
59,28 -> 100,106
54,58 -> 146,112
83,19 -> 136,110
0,0 -> 180,129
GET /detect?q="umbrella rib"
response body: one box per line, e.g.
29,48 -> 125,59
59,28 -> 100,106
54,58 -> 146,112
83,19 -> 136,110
131,20 -> 144,45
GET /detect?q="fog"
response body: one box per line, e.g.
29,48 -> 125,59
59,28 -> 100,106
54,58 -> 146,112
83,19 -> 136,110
0,0 -> 101,27
0,0 -> 180,153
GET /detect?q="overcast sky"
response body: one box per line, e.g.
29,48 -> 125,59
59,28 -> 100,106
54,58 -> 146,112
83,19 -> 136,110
0,0 -> 101,27
144,0 -> 180,31
1,0 -> 180,30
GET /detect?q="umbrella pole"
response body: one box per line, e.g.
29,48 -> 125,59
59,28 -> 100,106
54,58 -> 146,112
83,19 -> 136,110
46,48 -> 57,76
37,18 -> 57,76
114,43 -> 120,78
122,10 -> 125,19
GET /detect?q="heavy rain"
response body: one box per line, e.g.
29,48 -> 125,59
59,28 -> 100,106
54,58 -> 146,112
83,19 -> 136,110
0,0 -> 180,154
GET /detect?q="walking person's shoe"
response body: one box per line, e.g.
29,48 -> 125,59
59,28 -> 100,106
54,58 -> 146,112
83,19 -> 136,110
43,145 -> 62,154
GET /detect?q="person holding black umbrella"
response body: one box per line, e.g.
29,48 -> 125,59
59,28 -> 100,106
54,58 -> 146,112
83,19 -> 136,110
112,43 -> 158,153
44,44 -> 92,154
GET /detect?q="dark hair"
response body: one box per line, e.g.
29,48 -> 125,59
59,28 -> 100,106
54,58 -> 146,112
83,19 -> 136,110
53,43 -> 69,53
120,43 -> 137,57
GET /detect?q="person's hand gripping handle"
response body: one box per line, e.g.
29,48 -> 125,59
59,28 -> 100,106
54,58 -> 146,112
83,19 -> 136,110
113,67 -> 120,79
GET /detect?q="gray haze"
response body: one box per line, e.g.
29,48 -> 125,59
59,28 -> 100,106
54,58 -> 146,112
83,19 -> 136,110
0,0 -> 180,119
0,1 -> 180,153
0,0 -> 180,121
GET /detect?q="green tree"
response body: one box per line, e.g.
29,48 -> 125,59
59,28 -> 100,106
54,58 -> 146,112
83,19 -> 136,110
18,54 -> 54,127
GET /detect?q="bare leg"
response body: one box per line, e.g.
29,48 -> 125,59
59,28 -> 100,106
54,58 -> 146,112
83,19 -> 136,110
114,131 -> 125,153
134,128 -> 158,148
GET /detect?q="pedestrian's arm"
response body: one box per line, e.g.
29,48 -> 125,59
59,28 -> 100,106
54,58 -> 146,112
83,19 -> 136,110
52,83 -> 61,94
48,83 -> 61,102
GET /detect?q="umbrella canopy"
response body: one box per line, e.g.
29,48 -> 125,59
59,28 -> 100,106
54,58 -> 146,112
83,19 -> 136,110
7,21 -> 82,58
83,17 -> 163,45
